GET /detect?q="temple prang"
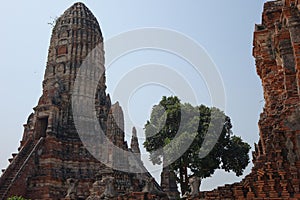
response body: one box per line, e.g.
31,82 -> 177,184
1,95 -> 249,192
0,3 -> 164,200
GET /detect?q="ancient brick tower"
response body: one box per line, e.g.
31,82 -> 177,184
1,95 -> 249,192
250,0 -> 300,198
196,0 -> 300,199
0,3 -> 163,200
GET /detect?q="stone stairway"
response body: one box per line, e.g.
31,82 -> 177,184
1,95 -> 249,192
0,138 -> 35,199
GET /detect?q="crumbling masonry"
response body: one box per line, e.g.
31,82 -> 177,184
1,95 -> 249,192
197,0 -> 300,199
1,1 -> 300,199
0,3 -> 175,200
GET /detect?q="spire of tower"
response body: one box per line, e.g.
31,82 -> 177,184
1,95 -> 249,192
39,2 -> 105,107
32,2 -> 109,141
130,127 -> 140,155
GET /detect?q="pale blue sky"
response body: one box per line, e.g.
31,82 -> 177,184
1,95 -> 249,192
0,0 -> 267,191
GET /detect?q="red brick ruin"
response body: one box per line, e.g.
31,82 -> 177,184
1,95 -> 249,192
1,1 -> 300,199
0,3 -> 173,200
198,0 -> 300,199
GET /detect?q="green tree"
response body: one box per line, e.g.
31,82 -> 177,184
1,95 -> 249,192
144,96 -> 250,195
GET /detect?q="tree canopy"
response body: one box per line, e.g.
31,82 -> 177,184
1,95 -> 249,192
143,96 -> 250,194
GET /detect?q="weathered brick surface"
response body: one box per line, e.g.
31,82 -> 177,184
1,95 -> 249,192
3,1 -> 299,199
194,0 -> 300,199
0,3 -> 163,200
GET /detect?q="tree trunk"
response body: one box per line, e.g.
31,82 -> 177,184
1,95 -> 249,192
179,161 -> 189,195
